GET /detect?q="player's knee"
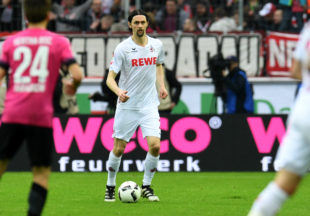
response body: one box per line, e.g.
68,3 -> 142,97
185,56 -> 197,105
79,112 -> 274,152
113,145 -> 126,157
149,143 -> 160,156
32,166 -> 51,188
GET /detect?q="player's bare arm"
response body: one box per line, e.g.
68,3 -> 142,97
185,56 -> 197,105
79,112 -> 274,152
106,70 -> 129,102
63,63 -> 84,96
156,64 -> 168,99
0,67 -> 7,81
291,58 -> 302,80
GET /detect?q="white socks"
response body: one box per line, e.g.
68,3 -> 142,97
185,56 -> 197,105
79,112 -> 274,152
106,151 -> 121,186
249,182 -> 289,216
143,152 -> 159,186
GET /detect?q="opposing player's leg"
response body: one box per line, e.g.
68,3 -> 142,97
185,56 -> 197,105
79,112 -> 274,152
0,123 -> 25,179
105,138 -> 127,202
248,106 -> 310,216
26,126 -> 53,216
28,166 -> 51,216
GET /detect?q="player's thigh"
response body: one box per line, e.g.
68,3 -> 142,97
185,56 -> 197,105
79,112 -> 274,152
113,109 -> 139,142
275,94 -> 310,176
26,126 -> 54,167
0,123 -> 25,161
139,107 -> 161,139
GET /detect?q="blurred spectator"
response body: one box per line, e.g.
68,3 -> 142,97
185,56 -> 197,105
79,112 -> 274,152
86,0 -> 104,32
211,0 -> 235,17
109,0 -> 123,22
279,0 -> 306,32
51,0 -> 92,32
155,0 -> 189,32
177,0 -> 192,18
101,0 -> 114,14
183,18 -> 196,32
271,9 -> 284,31
192,0 -> 211,33
110,19 -> 129,32
99,15 -> 114,32
243,0 -> 261,31
0,0 -> 21,31
256,2 -> 277,31
209,7 -> 237,32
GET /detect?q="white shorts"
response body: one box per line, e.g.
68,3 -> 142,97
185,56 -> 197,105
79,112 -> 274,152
275,88 -> 310,176
112,106 -> 160,142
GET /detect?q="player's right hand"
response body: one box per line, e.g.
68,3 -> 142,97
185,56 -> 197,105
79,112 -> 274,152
118,90 -> 130,102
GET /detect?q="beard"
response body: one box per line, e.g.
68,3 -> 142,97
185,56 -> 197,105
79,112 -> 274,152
136,29 -> 145,37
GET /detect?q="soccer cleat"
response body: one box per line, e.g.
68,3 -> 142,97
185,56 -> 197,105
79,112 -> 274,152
141,185 -> 160,202
104,185 -> 116,202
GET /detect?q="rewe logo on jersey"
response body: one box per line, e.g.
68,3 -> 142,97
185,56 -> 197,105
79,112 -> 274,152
131,57 -> 157,67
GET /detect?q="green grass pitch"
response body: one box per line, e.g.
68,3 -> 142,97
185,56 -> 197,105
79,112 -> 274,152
1,172 -> 310,216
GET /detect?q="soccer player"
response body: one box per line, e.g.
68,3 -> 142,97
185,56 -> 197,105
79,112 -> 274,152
248,23 -> 310,216
0,0 -> 83,215
105,9 -> 168,202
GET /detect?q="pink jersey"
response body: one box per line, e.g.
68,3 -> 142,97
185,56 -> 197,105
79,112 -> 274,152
0,28 -> 76,128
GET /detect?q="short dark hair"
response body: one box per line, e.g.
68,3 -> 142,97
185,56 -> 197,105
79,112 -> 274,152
128,9 -> 149,24
127,9 -> 149,32
24,0 -> 51,23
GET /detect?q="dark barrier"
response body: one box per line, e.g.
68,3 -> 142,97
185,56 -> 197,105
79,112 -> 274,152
7,114 -> 287,172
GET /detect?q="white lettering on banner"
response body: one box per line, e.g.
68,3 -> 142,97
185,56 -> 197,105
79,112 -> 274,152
239,36 -> 260,75
71,38 -> 85,75
197,36 -> 218,76
187,156 -> 200,171
176,36 -> 196,77
261,156 -> 272,172
72,160 -> 85,172
86,38 -> 104,77
58,156 -> 200,172
136,160 -> 144,171
58,156 -> 70,172
123,160 -> 133,171
266,32 -> 299,76
221,36 -> 237,58
158,160 -> 170,172
89,160 -> 102,172
269,39 -> 285,67
159,37 -> 176,71
68,34 -> 261,78
173,160 -> 185,171
286,40 -> 297,68
105,37 -> 122,70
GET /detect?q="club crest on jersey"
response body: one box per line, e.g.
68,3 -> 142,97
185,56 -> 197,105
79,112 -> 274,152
150,46 -> 154,52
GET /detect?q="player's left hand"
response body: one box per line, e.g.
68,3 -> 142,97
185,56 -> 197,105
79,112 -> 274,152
159,87 -> 168,99
62,78 -> 77,96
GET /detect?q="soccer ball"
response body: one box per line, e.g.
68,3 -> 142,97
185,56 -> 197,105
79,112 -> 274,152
118,181 -> 141,203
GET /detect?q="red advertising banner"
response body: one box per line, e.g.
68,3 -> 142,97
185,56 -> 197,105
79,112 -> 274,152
266,32 -> 299,76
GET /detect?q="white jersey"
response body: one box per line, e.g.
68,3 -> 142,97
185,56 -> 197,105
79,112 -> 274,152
109,36 -> 164,110
293,22 -> 310,88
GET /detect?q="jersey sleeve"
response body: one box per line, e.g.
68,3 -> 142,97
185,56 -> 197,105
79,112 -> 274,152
59,36 -> 76,66
157,40 -> 164,64
109,45 -> 123,74
294,25 -> 310,61
0,40 -> 10,71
